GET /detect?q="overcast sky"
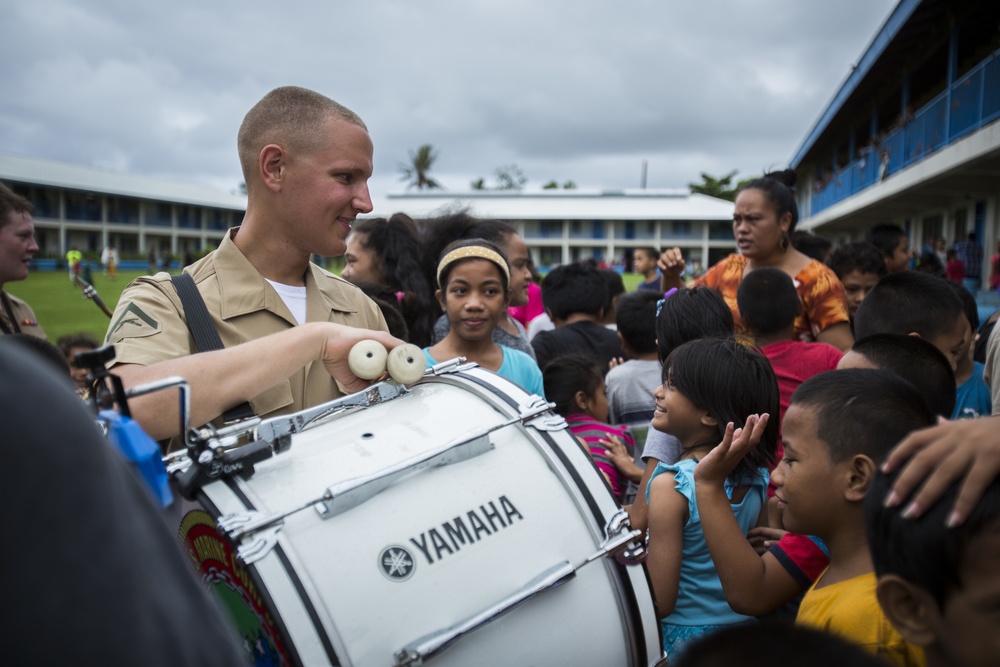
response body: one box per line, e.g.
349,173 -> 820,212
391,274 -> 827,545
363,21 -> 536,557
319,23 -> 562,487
0,0 -> 897,198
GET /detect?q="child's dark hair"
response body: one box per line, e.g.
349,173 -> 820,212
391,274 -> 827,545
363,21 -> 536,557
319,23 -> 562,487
540,262 -> 608,320
948,281 -> 980,332
675,621 -> 890,667
599,269 -> 625,318
789,369 -> 936,464
736,267 -> 799,336
866,224 -> 907,258
634,246 -> 660,263
826,241 -> 887,280
790,231 -> 831,262
350,213 -> 437,347
655,286 -> 734,364
866,468 -> 1000,609
542,353 -> 604,418
353,281 -> 411,342
0,334 -> 71,378
738,169 -> 798,233
663,337 -> 779,480
436,238 -> 510,294
419,211 -> 519,288
852,334 -> 957,418
616,291 -> 660,355
853,270 -> 964,342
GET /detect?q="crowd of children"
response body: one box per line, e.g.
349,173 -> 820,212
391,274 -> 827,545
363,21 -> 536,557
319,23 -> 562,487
330,199 -> 1000,666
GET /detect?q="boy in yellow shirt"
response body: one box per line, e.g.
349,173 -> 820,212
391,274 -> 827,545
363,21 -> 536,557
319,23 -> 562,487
695,368 -> 930,665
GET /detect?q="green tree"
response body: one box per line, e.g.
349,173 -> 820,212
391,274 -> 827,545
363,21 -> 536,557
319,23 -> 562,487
399,144 -> 442,190
470,177 -> 486,190
543,179 -> 577,189
494,164 -> 527,191
688,170 -> 755,202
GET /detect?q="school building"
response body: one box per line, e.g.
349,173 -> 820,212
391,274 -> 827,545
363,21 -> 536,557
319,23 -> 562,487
0,151 -> 738,272
370,189 -> 736,271
791,0 -> 1000,287
0,152 -> 246,263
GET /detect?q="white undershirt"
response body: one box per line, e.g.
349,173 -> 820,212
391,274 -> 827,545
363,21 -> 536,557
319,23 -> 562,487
265,279 -> 308,325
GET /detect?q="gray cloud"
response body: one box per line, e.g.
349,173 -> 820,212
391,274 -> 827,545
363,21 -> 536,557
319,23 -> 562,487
0,0 -> 896,196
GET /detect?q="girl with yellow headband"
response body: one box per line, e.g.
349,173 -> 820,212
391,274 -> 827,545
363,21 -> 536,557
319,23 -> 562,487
423,239 -> 545,397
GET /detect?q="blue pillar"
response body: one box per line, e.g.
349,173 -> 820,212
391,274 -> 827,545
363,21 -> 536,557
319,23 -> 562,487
945,22 -> 958,143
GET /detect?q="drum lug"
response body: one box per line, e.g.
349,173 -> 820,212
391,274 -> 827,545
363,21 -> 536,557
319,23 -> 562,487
217,511 -> 285,565
604,509 -> 646,565
427,357 -> 476,375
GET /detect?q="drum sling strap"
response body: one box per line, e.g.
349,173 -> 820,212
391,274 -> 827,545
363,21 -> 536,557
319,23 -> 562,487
171,272 -> 256,423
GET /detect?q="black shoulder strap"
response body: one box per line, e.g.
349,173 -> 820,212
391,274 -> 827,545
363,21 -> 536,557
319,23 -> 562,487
171,273 -> 255,423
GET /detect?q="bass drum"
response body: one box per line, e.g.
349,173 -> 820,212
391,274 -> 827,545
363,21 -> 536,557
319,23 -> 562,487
178,363 -> 662,666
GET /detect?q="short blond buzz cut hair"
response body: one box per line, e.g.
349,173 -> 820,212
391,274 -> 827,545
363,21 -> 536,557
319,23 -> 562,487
237,86 -> 367,188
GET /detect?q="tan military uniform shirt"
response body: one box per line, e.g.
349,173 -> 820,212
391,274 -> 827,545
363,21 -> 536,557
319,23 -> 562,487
0,291 -> 46,339
105,229 -> 389,423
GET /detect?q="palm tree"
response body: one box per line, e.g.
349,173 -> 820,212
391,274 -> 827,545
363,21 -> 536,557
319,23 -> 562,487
399,144 -> 442,190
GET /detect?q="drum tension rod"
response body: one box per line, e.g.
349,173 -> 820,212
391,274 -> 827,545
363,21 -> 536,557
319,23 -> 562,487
168,381 -> 412,499
218,395 -> 559,565
393,529 -> 643,667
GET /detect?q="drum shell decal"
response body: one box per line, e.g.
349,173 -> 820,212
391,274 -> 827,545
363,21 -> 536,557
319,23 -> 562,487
179,509 -> 292,666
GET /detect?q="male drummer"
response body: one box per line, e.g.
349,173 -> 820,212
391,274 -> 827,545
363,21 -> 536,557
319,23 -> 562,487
106,86 -> 399,441
0,182 -> 45,339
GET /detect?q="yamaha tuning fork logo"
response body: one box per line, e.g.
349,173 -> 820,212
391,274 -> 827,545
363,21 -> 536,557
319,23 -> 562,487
379,546 -> 416,581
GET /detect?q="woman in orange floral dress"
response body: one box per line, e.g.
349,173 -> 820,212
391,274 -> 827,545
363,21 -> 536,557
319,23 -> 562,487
658,170 -> 853,352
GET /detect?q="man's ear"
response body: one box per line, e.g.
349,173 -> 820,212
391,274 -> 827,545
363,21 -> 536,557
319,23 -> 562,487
844,454 -> 876,502
259,144 -> 285,192
876,575 -> 939,648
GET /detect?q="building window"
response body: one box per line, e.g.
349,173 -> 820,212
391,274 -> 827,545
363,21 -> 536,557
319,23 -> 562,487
107,197 -> 140,224
708,221 -> 732,240
147,202 -> 173,227
65,191 -> 102,222
522,220 -> 562,239
177,205 -> 199,229
206,208 -> 230,231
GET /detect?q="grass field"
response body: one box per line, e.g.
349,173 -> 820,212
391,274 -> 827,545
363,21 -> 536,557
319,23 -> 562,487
7,268 -> 650,344
6,269 -> 159,343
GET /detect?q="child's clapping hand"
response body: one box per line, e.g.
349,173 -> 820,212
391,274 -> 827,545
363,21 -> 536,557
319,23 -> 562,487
693,413 -> 770,486
601,435 -> 644,483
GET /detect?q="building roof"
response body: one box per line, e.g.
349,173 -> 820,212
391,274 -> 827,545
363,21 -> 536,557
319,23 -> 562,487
370,189 -> 734,221
0,152 -> 247,210
790,0 -> 923,168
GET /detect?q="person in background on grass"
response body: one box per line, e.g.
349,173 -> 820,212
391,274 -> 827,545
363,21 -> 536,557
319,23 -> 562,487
633,246 -> 662,291
0,182 -> 45,340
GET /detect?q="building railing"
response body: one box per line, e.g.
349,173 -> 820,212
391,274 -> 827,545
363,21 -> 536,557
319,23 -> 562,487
810,48 -> 1000,216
